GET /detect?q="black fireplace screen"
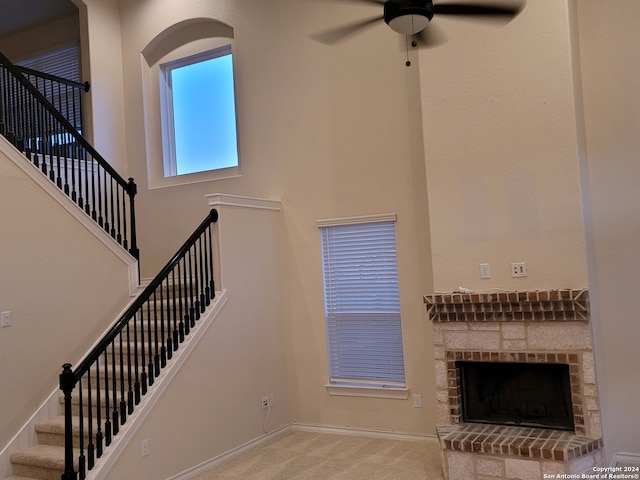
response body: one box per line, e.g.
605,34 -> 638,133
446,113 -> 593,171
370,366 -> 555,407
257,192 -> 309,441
458,361 -> 575,431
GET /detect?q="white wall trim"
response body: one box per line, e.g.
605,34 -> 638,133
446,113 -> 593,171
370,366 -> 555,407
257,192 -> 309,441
316,213 -> 397,228
0,137 -> 140,296
291,422 -> 437,443
611,452 -> 640,467
167,424 -> 291,480
324,384 -> 410,400
86,290 -> 228,480
205,193 -> 281,211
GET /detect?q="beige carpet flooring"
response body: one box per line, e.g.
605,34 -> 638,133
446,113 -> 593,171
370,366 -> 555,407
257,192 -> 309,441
191,430 -> 444,480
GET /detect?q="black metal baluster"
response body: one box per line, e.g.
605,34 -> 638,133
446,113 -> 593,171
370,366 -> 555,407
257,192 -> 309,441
171,270 -> 184,343
182,252 -> 196,329
116,185 -> 122,245
107,176 -> 113,237
193,242 -> 201,320
152,296 -> 160,377
146,296 -> 154,386
122,184 -> 129,250
188,248 -> 196,327
171,270 -> 179,348
140,307 -> 148,395
103,351 -> 112,446
132,311 -> 141,403
119,330 -> 127,426
95,358 -> 103,459
86,369 -> 95,470
181,259 -> 190,336
111,339 -> 119,436
203,226 -> 211,306
77,378 -> 86,480
96,166 -> 104,227
157,290 -> 167,368
198,236 -> 206,313
208,221 -> 216,299
126,322 -> 134,415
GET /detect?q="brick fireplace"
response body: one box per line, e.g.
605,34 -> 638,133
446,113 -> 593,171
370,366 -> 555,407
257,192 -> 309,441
424,289 -> 604,480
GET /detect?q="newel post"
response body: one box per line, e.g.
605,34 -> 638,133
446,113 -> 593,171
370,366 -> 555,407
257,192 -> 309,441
60,363 -> 78,480
127,178 -> 140,262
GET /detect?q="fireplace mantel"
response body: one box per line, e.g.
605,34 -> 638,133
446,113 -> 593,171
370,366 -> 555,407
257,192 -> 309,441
424,289 -> 589,323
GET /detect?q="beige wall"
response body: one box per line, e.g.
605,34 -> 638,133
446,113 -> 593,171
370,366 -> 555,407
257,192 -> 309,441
418,0 -> 587,292
106,201 -> 290,479
576,0 -> 640,460
0,141 -> 133,447
111,0 -> 436,446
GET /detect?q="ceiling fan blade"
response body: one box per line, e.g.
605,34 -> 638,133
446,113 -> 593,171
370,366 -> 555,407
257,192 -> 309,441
310,15 -> 384,45
433,2 -> 523,19
413,23 -> 448,48
312,0 -> 385,4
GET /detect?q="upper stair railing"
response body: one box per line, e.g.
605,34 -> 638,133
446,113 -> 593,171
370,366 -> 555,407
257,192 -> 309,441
60,208 -> 218,480
12,62 -> 90,135
0,51 -> 138,260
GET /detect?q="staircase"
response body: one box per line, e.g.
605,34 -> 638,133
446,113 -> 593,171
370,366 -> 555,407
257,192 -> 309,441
1,50 -> 221,479
3,243 -> 221,480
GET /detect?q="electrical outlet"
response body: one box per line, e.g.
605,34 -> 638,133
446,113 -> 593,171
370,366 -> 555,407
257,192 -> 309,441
261,396 -> 269,409
413,394 -> 422,408
268,393 -> 274,407
1,311 -> 11,327
479,263 -> 491,279
511,262 -> 527,278
141,438 -> 150,457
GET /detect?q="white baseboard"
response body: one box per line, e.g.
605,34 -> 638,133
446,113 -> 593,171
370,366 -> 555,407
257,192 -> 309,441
167,424 -> 291,480
291,422 -> 438,443
612,452 -> 640,467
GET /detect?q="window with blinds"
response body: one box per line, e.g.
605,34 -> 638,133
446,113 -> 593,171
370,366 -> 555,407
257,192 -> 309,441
318,215 -> 406,388
16,44 -> 80,82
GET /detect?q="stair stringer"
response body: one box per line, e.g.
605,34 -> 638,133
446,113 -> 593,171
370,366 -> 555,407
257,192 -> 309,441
0,135 -> 139,296
85,289 -> 228,480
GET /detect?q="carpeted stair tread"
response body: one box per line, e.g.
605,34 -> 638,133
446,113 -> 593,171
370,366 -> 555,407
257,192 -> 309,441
4,476 -> 41,480
9,445 -> 69,469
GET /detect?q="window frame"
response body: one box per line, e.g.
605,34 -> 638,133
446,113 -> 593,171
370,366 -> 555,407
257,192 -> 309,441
317,213 -> 409,399
159,44 -> 239,179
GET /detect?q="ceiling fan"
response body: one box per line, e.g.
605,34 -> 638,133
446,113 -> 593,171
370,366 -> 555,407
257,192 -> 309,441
312,0 -> 525,64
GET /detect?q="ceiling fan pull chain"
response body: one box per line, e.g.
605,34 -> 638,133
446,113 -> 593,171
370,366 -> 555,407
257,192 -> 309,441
405,35 -> 411,67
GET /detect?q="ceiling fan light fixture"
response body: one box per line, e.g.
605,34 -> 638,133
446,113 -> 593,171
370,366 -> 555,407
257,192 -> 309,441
387,13 -> 430,35
384,2 -> 433,35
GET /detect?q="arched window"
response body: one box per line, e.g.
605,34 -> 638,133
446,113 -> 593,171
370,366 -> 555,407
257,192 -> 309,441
142,18 -> 239,188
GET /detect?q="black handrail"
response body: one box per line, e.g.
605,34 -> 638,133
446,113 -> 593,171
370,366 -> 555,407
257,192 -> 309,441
0,51 -> 138,260
13,63 -> 89,135
15,63 -> 90,92
60,208 -> 219,480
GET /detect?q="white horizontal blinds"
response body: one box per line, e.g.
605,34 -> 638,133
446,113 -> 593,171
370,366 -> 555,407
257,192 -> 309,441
16,44 -> 82,130
320,220 -> 406,387
17,44 -> 80,82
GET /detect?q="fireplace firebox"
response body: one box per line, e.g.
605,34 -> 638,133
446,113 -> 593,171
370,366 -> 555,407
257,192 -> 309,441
458,361 -> 574,431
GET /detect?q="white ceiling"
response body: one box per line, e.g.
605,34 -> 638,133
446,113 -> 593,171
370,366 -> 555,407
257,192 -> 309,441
0,0 -> 77,37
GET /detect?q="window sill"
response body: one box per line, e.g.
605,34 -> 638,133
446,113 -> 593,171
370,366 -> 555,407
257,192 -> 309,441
325,384 -> 410,400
